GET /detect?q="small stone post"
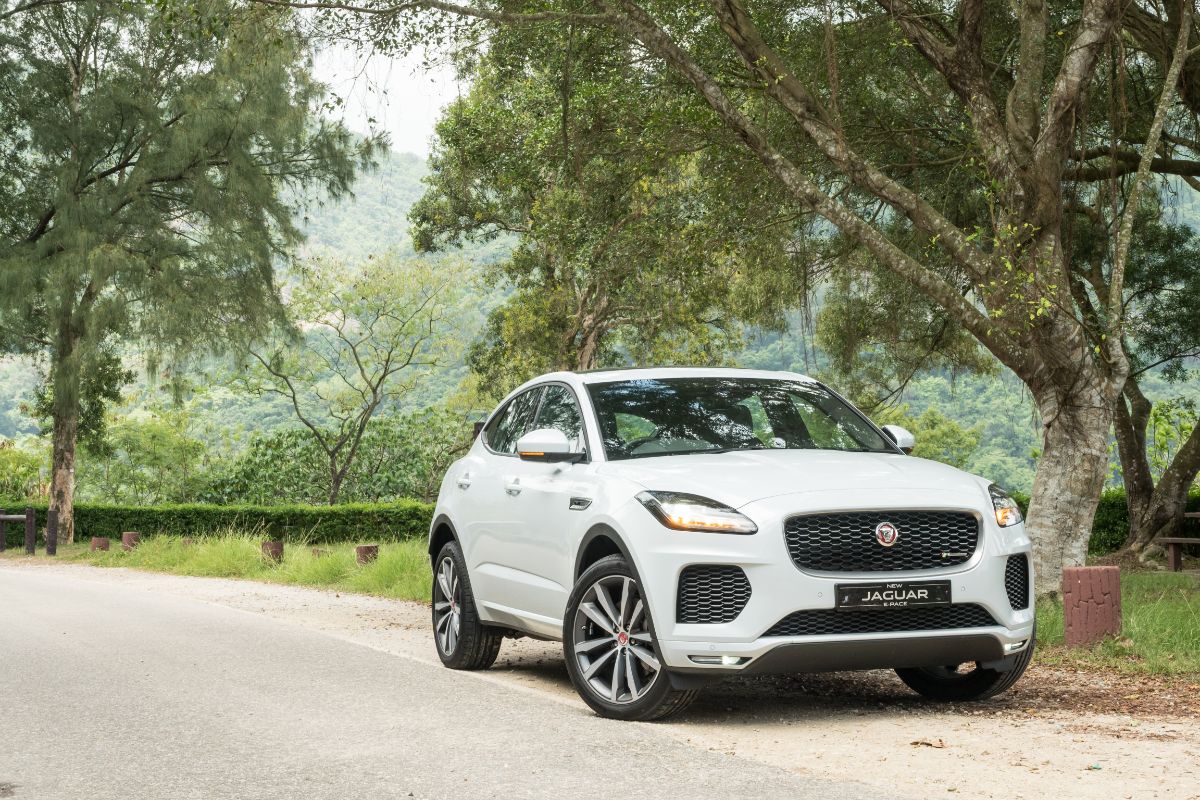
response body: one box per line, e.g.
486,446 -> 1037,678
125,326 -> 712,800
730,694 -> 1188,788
121,531 -> 141,551
262,540 -> 284,563
90,537 -> 110,552
356,545 -> 379,565
0,508 -> 7,553
1062,566 -> 1121,647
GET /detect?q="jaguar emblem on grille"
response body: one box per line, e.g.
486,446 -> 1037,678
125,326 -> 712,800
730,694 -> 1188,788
874,521 -> 900,547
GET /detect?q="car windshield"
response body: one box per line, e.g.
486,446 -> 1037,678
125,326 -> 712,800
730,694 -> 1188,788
586,377 -> 895,460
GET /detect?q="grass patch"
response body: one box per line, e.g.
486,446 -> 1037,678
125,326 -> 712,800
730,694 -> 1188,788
5,532 -> 431,603
1036,571 -> 1200,675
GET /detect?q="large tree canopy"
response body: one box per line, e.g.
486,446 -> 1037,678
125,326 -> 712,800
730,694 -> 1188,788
408,20 -> 807,390
283,0 -> 1200,592
0,0 -> 375,539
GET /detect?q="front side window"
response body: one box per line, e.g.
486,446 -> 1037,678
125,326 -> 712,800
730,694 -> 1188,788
484,387 -> 544,454
533,385 -> 585,452
586,377 -> 893,461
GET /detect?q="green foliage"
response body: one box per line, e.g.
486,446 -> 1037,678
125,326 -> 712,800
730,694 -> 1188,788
203,407 -> 473,505
32,347 -> 132,452
0,0 -> 376,535
237,255 -> 466,503
0,439 -> 43,499
0,357 -> 40,438
410,21 -> 790,395
872,406 -> 983,471
76,412 -> 209,505
1143,398 -> 1198,480
0,500 -> 433,548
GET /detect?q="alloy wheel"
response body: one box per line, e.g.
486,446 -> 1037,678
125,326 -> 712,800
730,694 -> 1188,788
433,555 -> 462,655
571,575 -> 661,704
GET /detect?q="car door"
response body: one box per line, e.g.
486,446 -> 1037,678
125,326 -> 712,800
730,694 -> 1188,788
498,383 -> 595,629
459,386 -> 544,620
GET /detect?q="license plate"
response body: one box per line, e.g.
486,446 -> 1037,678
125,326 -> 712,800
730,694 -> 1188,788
836,580 -> 952,610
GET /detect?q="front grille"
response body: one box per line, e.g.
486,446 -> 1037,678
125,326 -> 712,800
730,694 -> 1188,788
784,510 -> 979,572
1005,554 -> 1030,610
677,565 -> 752,624
764,604 -> 997,637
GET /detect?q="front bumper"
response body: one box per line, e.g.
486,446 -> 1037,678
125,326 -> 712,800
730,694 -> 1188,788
611,487 -> 1036,676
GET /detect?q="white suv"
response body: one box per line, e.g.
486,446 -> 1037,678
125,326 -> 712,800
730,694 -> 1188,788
429,367 -> 1035,720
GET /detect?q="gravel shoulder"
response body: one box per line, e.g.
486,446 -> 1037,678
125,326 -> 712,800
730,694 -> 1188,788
5,560 -> 1198,800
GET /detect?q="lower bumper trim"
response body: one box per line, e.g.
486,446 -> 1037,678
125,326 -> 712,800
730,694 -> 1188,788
747,634 -> 1006,674
669,634 -> 1008,682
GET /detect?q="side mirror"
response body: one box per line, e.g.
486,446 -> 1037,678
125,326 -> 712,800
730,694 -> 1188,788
516,428 -> 584,463
881,424 -> 915,455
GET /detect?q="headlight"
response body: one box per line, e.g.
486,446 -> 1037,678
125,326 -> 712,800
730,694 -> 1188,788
636,491 -> 758,534
989,484 -> 1023,528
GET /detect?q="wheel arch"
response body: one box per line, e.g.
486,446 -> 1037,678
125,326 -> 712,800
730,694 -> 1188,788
429,514 -> 459,562
574,524 -> 636,580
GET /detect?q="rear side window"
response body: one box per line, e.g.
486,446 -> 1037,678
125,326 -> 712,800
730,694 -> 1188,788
485,387 -> 544,454
533,385 -> 585,452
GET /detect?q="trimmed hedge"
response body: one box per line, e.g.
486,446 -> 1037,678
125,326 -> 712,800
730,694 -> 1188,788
3,490 -> 1197,553
0,500 -> 434,548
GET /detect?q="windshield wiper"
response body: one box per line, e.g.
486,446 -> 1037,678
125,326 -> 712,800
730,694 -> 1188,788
702,443 -> 770,455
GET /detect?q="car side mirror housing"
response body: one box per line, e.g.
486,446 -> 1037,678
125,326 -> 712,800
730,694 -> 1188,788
516,428 -> 584,463
881,424 -> 916,454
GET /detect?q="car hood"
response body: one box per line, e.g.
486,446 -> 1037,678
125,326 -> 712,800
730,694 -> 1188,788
596,449 -> 987,509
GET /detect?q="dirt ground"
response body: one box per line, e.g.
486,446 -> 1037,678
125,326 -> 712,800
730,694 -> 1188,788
11,561 -> 1199,800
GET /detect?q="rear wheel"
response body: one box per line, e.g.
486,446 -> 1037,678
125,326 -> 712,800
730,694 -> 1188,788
563,555 -> 697,721
895,633 -> 1035,702
432,541 -> 502,670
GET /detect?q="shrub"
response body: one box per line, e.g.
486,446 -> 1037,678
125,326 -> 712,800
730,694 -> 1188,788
0,500 -> 434,548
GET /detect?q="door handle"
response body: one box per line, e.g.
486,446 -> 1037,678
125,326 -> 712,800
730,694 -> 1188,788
505,479 -> 522,496
456,473 -> 472,490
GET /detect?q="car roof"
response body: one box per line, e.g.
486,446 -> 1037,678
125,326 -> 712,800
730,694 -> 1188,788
528,366 -> 819,387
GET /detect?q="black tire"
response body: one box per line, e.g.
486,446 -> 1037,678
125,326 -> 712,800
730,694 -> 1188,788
895,631 -> 1035,702
562,555 -> 698,721
432,541 -> 502,670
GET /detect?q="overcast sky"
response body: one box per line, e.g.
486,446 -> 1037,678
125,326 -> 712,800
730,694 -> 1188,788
312,45 -> 463,157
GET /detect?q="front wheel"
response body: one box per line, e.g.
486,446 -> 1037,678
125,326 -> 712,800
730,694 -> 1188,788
431,541 -> 502,670
895,633 -> 1035,702
563,555 -> 697,721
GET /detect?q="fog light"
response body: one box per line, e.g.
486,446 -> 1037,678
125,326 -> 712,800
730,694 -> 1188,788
688,655 -> 751,666
1004,640 -> 1028,653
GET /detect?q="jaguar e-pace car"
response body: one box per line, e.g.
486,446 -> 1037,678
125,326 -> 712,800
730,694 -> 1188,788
428,368 -> 1034,720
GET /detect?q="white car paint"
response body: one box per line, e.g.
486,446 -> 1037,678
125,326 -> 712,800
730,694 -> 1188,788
432,367 -> 1035,672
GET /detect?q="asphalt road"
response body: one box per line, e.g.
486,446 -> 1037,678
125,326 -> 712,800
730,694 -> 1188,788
0,565 -> 892,800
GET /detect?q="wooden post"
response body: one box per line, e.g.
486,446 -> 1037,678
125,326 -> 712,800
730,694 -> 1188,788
1167,541 -> 1183,572
1062,566 -> 1121,646
46,508 -> 58,556
90,537 -> 110,552
121,531 -> 141,551
24,508 -> 35,555
356,544 -> 379,565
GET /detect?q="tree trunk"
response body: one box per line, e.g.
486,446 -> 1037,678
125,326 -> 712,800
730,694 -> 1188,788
329,459 -> 343,505
48,357 -> 81,545
1113,382 -> 1156,542
1026,385 -> 1115,597
1124,422 -> 1200,550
